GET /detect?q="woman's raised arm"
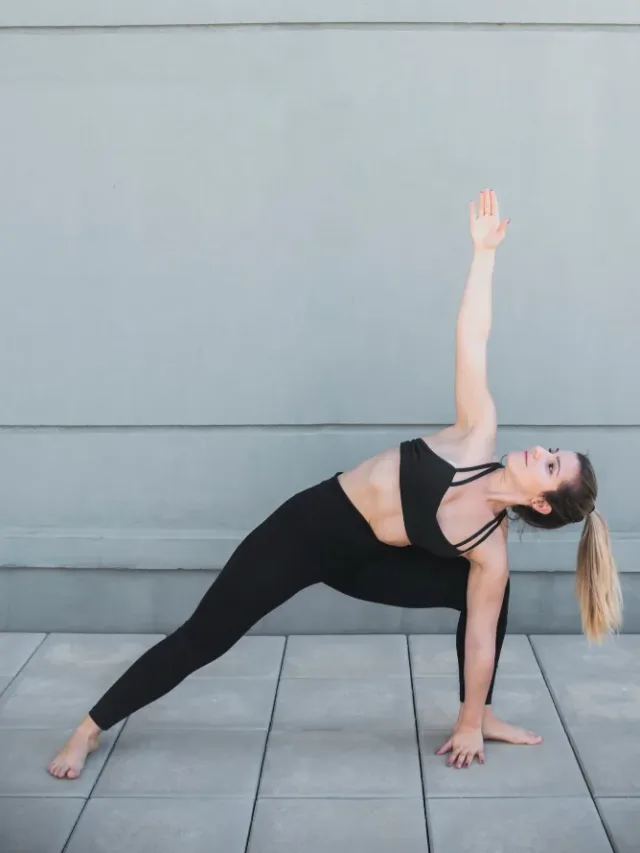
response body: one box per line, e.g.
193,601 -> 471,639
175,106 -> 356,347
454,189 -> 510,430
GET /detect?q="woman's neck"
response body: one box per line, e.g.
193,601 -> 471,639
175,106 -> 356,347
481,468 -> 527,514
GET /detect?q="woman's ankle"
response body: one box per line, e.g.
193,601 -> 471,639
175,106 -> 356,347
78,715 -> 102,737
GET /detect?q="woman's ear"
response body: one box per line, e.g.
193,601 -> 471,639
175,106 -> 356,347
530,496 -> 552,515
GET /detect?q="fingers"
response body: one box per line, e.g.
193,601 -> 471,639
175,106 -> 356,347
475,188 -> 500,219
453,749 -> 469,769
444,747 -> 484,768
456,749 -> 482,769
447,746 -> 469,768
437,734 -> 486,768
436,738 -> 452,756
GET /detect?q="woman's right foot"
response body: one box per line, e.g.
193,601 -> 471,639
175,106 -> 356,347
48,719 -> 101,779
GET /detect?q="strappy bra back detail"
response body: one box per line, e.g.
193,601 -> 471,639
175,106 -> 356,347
399,438 -> 507,557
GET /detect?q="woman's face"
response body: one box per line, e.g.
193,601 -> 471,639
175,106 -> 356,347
505,446 -> 580,511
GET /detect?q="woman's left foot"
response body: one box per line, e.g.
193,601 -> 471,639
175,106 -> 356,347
482,712 -> 542,745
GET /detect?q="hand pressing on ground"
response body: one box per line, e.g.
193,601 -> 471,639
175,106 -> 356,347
436,725 -> 485,769
436,707 -> 543,768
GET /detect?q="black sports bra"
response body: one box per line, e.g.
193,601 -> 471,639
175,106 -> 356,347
399,438 -> 507,558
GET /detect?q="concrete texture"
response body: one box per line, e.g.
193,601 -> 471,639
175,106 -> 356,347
3,0 -> 640,27
0,798 -> 86,853
1,9 -> 639,600
5,567 -> 640,635
0,428 -> 638,572
0,28 -> 638,429
248,798 -> 428,853
64,798 -> 254,853
0,631 -> 636,852
597,799 -> 640,853
428,798 -> 613,853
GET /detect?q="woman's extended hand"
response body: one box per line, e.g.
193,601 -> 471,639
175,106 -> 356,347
470,188 -> 509,251
436,725 -> 485,768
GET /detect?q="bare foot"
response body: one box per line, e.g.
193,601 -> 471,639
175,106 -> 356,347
482,711 -> 542,746
48,718 -> 101,779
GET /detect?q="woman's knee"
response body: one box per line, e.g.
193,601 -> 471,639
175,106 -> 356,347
170,620 -> 217,666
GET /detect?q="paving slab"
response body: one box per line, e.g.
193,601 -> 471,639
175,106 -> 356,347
597,798 -> 640,853
193,635 -> 285,677
0,635 -> 173,729
414,675 -> 562,731
282,635 -> 410,678
428,797 -> 613,853
2,630 -> 637,850
248,798 -> 428,853
24,633 -> 165,674
65,797 -> 254,853
272,677 -> 415,730
259,729 -> 422,798
0,727 -> 119,797
0,633 -> 45,677
570,724 -> 640,796
0,797 -> 85,853
410,634 -> 541,678
530,634 -> 640,678
0,669 -> 125,728
421,724 -> 589,798
93,728 -> 267,798
125,676 -> 277,729
547,678 -> 640,725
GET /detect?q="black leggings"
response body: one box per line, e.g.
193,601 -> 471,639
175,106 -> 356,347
89,475 -> 509,730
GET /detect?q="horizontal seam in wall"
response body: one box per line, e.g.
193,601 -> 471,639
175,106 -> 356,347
1,528 -> 639,537
0,424 -> 638,431
2,23 -> 640,33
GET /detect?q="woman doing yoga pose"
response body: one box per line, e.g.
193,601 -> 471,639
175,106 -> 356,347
49,189 -> 621,778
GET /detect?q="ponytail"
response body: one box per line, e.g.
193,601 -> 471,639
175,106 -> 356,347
576,510 -> 622,642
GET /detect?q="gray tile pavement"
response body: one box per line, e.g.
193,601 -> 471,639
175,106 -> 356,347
0,632 -> 635,852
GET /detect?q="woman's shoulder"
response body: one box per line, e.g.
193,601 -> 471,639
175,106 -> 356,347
465,513 -> 510,571
419,421 -> 498,468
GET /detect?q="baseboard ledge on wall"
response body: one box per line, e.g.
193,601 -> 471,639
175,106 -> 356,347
1,528 -> 638,572
2,565 -> 640,634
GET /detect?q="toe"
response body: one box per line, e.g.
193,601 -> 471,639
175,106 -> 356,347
49,758 -> 71,778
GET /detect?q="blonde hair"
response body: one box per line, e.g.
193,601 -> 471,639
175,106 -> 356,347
576,510 -> 622,642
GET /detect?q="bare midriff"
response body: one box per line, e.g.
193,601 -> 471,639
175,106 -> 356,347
338,448 -> 411,547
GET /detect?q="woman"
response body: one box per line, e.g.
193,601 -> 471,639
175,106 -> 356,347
48,189 -> 621,779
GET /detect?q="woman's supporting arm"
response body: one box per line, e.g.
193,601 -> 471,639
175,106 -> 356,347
458,551 -> 510,729
435,539 -> 509,768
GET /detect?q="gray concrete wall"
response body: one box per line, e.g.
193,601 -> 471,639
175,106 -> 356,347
0,2 -> 638,630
